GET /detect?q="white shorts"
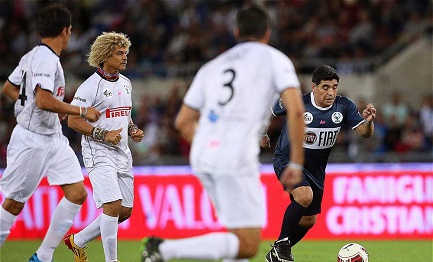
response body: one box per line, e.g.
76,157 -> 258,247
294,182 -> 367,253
0,125 -> 83,202
195,170 -> 266,229
87,165 -> 134,209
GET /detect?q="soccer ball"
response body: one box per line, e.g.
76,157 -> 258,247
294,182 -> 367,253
337,243 -> 369,262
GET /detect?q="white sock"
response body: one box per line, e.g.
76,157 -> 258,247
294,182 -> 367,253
100,213 -> 119,262
0,207 -> 18,247
36,197 -> 81,262
74,214 -> 102,247
160,232 -> 239,260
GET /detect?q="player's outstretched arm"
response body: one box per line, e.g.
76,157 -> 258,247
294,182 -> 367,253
34,85 -> 100,122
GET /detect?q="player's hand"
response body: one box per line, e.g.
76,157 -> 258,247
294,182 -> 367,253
260,134 -> 271,148
84,107 -> 101,122
105,128 -> 123,145
58,113 -> 68,121
362,103 -> 376,123
130,128 -> 144,142
279,166 -> 303,192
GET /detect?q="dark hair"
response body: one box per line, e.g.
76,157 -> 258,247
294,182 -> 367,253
38,3 -> 71,38
312,65 -> 340,86
236,4 -> 270,40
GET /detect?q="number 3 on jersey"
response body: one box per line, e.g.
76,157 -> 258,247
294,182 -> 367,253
219,68 -> 235,106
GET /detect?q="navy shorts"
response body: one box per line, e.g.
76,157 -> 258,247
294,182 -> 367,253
273,158 -> 324,215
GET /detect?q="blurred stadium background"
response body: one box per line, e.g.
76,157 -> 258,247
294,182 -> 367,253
0,0 -> 432,261
0,0 -> 432,166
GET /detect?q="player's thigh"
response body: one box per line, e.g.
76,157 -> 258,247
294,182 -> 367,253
118,170 -> 134,208
197,171 -> 266,229
88,165 -> 122,208
0,126 -> 50,202
45,134 -> 83,185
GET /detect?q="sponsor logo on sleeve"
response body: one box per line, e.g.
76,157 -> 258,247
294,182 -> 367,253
73,96 -> 86,102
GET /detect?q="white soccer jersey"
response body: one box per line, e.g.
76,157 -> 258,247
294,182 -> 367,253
8,44 -> 66,135
184,41 -> 300,175
70,71 -> 133,171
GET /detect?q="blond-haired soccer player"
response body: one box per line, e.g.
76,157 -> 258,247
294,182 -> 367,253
0,4 -> 100,262
65,32 -> 143,262
141,4 -> 305,262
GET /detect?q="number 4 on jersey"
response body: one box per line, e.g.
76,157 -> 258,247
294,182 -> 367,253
18,72 -> 27,106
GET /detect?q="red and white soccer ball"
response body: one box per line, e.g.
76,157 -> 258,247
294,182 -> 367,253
337,243 -> 369,262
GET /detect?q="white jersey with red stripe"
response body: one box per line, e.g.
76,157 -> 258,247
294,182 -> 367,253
184,41 -> 300,175
8,44 -> 66,135
70,71 -> 133,171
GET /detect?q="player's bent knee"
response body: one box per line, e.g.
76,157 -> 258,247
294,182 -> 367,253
292,187 -> 313,207
119,207 -> 133,223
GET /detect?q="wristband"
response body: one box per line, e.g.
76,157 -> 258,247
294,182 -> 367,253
287,162 -> 303,171
79,107 -> 87,117
128,122 -> 138,137
91,127 -> 107,142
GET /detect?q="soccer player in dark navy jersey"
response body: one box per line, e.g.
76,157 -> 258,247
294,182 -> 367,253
265,65 -> 376,262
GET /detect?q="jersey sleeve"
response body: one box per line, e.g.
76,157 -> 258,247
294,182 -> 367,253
32,56 -> 56,93
8,54 -> 29,86
271,98 -> 287,117
270,51 -> 300,93
70,82 -> 95,108
344,97 -> 365,129
183,66 -> 205,110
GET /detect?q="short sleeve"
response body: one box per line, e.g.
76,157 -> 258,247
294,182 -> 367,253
270,51 -> 300,93
183,66 -> 205,110
32,58 -> 56,93
271,99 -> 286,117
344,97 -> 365,129
70,83 -> 95,108
8,55 -> 27,86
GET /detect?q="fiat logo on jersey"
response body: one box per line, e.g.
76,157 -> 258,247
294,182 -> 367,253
304,131 -> 317,144
105,106 -> 132,118
332,112 -> 343,124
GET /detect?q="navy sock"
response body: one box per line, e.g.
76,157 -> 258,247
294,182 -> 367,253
278,200 -> 307,240
289,224 -> 309,246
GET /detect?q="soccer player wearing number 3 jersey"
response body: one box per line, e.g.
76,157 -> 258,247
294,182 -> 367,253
0,4 -> 101,262
265,65 -> 376,261
141,4 -> 305,262
65,32 -> 143,262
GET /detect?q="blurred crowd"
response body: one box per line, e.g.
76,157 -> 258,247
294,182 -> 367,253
0,0 -> 432,166
0,0 -> 431,77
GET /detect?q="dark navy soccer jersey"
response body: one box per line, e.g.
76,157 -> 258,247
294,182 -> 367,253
272,92 -> 365,189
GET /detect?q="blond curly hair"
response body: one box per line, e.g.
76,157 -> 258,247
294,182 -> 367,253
87,32 -> 131,68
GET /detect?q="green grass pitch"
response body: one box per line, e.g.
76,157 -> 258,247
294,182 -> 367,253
0,239 -> 431,261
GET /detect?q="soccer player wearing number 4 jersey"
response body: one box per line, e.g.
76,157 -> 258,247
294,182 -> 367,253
66,32 -> 144,262
0,4 -> 100,262
141,4 -> 305,262
265,65 -> 376,262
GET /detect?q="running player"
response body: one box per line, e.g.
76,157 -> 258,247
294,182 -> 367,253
0,4 -> 100,262
265,65 -> 376,261
64,32 -> 143,262
141,4 -> 305,262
